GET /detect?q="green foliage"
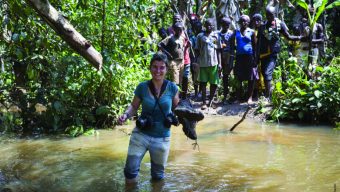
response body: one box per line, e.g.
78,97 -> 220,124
271,56 -> 340,125
296,0 -> 340,28
334,122 -> 340,131
0,0 -> 170,136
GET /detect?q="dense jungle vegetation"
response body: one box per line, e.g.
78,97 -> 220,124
0,0 -> 339,136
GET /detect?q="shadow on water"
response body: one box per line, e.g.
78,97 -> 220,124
0,116 -> 340,192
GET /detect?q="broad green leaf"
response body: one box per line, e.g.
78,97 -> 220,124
326,0 -> 340,9
296,0 -> 312,22
314,0 -> 328,26
275,82 -> 282,90
300,91 -> 307,96
292,98 -> 302,103
314,90 -> 322,98
317,102 -> 322,108
313,0 -> 324,9
315,66 -> 324,72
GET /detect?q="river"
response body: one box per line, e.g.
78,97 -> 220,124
0,116 -> 339,192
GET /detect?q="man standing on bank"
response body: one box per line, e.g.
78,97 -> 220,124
195,18 -> 222,110
218,17 -> 234,104
257,6 -> 302,101
231,15 -> 258,104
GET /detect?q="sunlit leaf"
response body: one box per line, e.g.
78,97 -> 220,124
317,102 -> 322,108
326,0 -> 340,9
83,128 -> 95,136
314,90 -> 322,98
292,98 -> 302,103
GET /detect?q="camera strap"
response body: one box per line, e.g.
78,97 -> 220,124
148,80 -> 169,119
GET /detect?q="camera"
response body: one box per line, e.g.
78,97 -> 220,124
136,114 -> 153,130
164,113 -> 179,128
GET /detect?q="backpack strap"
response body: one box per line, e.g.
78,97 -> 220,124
148,79 -> 168,99
148,80 -> 169,119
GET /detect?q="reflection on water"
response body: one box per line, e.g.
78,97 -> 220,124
0,116 -> 339,192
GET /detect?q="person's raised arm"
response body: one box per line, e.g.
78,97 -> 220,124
280,22 -> 301,41
158,38 -> 174,60
117,96 -> 141,125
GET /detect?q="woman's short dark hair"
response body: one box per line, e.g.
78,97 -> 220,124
150,52 -> 169,68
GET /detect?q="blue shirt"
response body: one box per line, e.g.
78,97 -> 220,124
235,28 -> 254,55
134,80 -> 178,137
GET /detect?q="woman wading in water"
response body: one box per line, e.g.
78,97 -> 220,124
118,52 -> 180,185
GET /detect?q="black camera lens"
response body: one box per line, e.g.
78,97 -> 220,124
136,114 -> 153,130
136,118 -> 147,129
164,113 -> 179,128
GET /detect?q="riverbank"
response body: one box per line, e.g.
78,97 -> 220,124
189,97 -> 271,123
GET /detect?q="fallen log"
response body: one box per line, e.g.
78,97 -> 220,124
25,0 -> 102,70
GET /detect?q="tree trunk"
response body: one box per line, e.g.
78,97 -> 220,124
101,0 -> 106,55
25,0 -> 102,70
1,56 -> 5,73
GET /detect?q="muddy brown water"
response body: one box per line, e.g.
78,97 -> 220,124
0,116 -> 339,192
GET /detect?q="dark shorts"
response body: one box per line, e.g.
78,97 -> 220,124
260,54 -> 277,81
234,54 -> 258,81
221,52 -> 233,75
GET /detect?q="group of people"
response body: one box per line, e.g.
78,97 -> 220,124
158,6 -> 308,110
117,4 -> 324,187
